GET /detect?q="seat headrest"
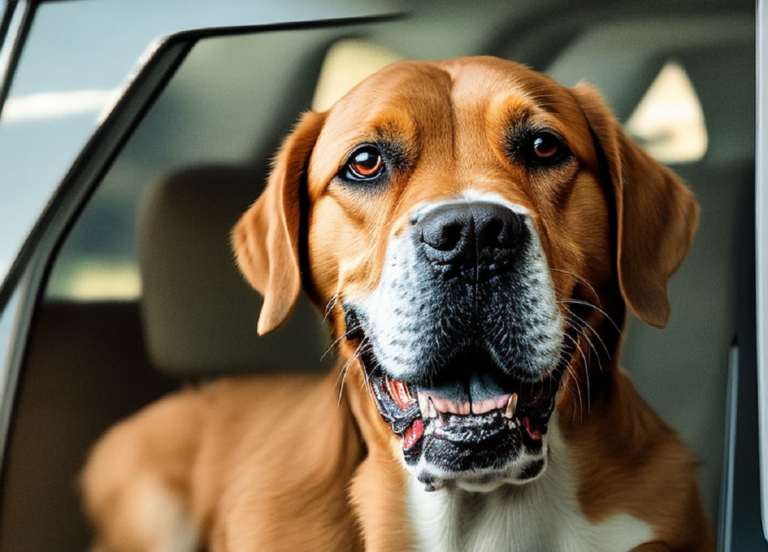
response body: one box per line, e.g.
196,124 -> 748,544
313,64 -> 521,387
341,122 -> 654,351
139,164 -> 332,376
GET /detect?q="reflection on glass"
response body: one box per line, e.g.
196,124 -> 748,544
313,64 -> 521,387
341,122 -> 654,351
312,39 -> 400,111
626,61 -> 708,164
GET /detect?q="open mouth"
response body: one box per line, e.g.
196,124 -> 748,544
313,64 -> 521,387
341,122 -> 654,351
346,310 -> 564,483
375,367 -> 557,452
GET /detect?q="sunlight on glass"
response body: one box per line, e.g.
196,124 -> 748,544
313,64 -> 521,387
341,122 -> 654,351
626,61 -> 707,164
46,262 -> 141,301
1,88 -> 120,124
312,39 -> 401,112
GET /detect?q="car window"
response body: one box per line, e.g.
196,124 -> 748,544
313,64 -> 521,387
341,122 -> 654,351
45,29 -> 378,301
0,3 -> 758,550
624,61 -> 707,164
0,0 -> 398,288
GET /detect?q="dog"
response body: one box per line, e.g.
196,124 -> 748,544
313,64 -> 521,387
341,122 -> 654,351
80,56 -> 714,551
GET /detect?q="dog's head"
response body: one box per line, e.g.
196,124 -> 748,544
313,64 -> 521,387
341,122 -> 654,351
233,56 -> 698,491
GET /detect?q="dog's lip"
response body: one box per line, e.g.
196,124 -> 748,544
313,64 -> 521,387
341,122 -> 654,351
370,358 -> 558,458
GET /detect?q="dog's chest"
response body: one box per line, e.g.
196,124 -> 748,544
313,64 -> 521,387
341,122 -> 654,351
406,426 -> 653,552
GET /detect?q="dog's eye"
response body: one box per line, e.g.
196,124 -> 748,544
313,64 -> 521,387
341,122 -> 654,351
344,146 -> 384,181
529,132 -> 567,163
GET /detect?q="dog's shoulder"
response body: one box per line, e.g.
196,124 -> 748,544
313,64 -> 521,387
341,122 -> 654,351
82,372 -> 368,551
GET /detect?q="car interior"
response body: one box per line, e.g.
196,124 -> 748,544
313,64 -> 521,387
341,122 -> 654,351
0,1 -> 757,550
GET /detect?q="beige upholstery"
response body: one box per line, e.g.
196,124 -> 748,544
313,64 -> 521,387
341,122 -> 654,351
139,164 -> 332,377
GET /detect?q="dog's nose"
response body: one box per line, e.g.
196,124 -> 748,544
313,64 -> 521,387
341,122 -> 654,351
416,202 -> 526,273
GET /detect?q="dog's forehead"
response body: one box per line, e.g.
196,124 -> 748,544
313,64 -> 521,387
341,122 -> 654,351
314,60 -> 454,155
327,57 -> 582,126
309,57 -> 596,186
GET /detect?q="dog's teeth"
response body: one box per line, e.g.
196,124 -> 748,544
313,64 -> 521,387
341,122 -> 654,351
431,396 -> 448,413
428,397 -> 438,419
418,393 -> 429,418
504,393 -> 519,419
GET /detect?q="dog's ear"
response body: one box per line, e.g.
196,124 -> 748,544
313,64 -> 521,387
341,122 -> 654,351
570,83 -> 699,328
232,111 -> 326,335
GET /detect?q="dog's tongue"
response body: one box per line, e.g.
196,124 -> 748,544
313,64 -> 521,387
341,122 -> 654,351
403,419 -> 424,450
523,416 -> 542,441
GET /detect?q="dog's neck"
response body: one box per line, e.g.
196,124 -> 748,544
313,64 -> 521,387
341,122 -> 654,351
405,415 -> 653,552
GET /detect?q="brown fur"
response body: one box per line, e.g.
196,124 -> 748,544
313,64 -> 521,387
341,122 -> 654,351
81,57 -> 714,551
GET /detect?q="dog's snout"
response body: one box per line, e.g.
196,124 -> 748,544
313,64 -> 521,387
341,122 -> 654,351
416,202 -> 526,272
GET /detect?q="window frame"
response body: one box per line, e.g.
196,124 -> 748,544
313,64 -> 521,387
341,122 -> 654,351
0,0 -> 35,114
756,0 -> 768,544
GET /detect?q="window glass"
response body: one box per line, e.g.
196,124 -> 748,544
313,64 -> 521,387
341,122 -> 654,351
311,39 -> 401,111
0,0 -> 397,286
46,29 -> 365,301
625,61 -> 707,164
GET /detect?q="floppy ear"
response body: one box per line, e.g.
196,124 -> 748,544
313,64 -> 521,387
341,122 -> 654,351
232,111 -> 326,335
570,83 -> 699,328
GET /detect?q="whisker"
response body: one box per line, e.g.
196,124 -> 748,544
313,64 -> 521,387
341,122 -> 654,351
558,340 -> 585,424
323,294 -> 338,323
564,332 -> 591,416
563,307 -> 611,361
558,299 -> 621,335
337,336 -> 369,406
551,269 -> 602,307
565,365 -> 584,423
555,354 -> 580,408
563,315 -> 604,376
337,365 -> 349,407
321,327 -> 358,361
358,343 -> 378,405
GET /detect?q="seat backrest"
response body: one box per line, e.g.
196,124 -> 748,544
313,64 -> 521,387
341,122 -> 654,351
139,164 -> 332,377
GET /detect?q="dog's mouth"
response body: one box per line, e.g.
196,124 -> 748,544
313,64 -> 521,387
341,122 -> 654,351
346,310 -> 565,487
371,364 -> 558,456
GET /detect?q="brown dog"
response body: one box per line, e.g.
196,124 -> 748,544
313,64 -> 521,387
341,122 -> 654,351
81,56 -> 714,551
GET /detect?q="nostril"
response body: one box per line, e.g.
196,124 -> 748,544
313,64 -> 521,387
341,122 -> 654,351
470,204 -> 525,252
483,218 -> 505,248
476,210 -> 524,249
421,220 -> 463,251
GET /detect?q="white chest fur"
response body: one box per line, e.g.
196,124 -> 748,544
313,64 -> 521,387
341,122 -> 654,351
406,419 -> 653,552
